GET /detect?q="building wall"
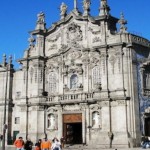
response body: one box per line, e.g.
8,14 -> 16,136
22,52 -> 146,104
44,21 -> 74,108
0,2 -> 150,148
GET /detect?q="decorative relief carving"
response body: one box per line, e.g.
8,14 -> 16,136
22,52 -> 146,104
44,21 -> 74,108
47,107 -> 58,113
63,104 -> 81,111
90,57 -> 100,65
46,63 -> 59,73
59,44 -> 68,53
90,104 -> 101,110
88,27 -> 101,35
67,51 -> 82,60
93,37 -> 101,43
67,23 -> 83,48
67,63 -> 83,75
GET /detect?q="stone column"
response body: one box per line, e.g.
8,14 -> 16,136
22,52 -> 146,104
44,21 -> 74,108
86,105 -> 90,143
19,105 -> 28,139
81,103 -> 88,144
56,105 -> 63,139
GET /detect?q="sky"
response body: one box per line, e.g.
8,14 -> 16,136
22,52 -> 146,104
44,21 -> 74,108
0,0 -> 149,68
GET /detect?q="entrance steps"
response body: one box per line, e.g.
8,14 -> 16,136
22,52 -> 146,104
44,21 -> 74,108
63,145 -> 142,150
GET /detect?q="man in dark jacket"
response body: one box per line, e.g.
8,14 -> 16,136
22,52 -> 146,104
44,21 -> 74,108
24,138 -> 33,150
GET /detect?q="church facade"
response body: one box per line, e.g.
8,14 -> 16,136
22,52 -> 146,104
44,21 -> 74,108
0,0 -> 150,148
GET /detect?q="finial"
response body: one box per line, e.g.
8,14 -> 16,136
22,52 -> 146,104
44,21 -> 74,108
74,0 -> 77,10
99,0 -> 110,16
60,2 -> 67,19
73,0 -> 79,15
9,55 -> 12,64
118,12 -> 127,33
83,0 -> 91,16
28,35 -> 35,47
3,54 -> 7,66
35,11 -> 46,30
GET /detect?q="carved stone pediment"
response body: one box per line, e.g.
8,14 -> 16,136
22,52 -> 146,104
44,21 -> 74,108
90,104 -> 101,111
47,107 -> 58,113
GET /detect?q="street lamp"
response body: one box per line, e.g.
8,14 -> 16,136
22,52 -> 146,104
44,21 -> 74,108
2,62 -> 8,150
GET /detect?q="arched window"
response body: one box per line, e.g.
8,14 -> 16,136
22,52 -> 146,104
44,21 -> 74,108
70,74 -> 78,89
49,72 -> 57,93
92,66 -> 101,86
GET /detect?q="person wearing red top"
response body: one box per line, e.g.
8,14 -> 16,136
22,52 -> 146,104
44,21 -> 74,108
41,138 -> 51,150
14,137 -> 24,150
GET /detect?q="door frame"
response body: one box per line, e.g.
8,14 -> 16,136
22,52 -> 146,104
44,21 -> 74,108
63,113 -> 82,144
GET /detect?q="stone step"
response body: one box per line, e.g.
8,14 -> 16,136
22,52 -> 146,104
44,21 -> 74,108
0,145 -> 142,150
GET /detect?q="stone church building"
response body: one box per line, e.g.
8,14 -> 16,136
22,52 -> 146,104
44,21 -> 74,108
0,0 -> 150,148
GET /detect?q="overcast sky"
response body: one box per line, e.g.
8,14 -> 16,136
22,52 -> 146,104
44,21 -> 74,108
0,0 -> 149,68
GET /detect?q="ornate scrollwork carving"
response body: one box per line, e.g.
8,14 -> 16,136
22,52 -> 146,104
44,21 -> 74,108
88,27 -> 101,35
90,104 -> 101,111
93,37 -> 101,43
68,63 -> 83,75
63,104 -> 81,111
67,23 -> 83,48
67,51 -> 82,60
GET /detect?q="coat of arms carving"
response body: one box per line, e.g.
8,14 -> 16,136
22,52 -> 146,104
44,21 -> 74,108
67,23 -> 83,48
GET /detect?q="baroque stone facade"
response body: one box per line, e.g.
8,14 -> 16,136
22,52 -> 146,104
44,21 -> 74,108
0,0 -> 150,148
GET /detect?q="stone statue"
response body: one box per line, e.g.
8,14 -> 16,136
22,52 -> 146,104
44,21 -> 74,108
101,0 -> 107,8
48,114 -> 56,129
37,12 -> 45,24
83,0 -> 90,10
60,2 -> 67,17
92,112 -> 100,128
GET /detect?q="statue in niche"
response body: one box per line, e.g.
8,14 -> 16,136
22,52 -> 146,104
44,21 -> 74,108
92,111 -> 100,128
47,114 -> 57,129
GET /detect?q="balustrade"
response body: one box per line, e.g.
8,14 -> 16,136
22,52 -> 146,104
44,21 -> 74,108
46,92 -> 94,103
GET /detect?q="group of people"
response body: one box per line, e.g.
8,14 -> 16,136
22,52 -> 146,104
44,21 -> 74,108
14,136 -> 65,150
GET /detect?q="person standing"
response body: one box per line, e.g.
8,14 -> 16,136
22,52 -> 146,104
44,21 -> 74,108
60,137 -> 65,149
14,137 -> 24,150
41,138 -> 51,150
24,138 -> 33,150
35,139 -> 42,150
51,138 -> 61,150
